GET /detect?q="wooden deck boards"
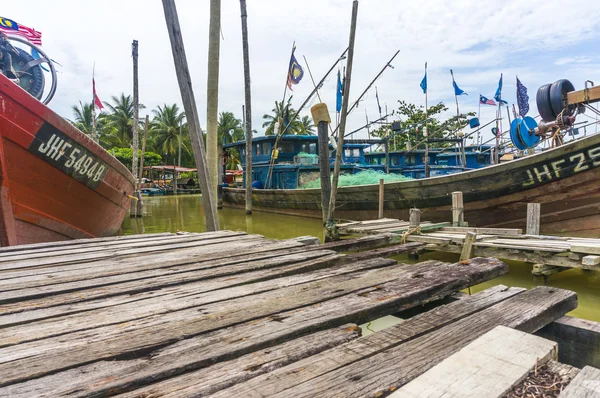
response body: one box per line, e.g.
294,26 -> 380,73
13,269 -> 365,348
0,230 -> 578,397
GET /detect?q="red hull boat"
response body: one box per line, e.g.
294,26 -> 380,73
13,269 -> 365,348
0,74 -> 135,246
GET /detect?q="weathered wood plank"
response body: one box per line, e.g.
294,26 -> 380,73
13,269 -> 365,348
559,366 -> 600,397
313,233 -> 404,252
341,242 -> 424,263
474,242 -> 567,253
213,286 -> 576,398
0,258 -> 508,390
393,325 -> 557,397
571,243 -> 600,255
460,232 -> 477,261
116,324 -> 361,398
440,226 -> 522,236
583,255 -> 600,266
0,255 -> 386,341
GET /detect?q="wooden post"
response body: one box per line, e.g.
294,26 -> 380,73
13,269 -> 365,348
311,103 -> 331,224
206,0 -> 221,209
162,0 -> 220,231
326,0 -> 358,235
384,139 -> 390,174
178,119 -> 182,167
136,115 -> 149,217
452,191 -> 464,227
173,164 -> 178,195
130,40 -> 140,218
240,0 -> 252,215
409,208 -> 421,229
378,179 -> 384,219
527,203 -> 541,235
460,232 -> 477,261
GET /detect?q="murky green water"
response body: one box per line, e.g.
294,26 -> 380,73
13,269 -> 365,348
121,194 -> 600,323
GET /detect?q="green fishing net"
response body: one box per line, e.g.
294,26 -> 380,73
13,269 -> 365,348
300,170 -> 411,189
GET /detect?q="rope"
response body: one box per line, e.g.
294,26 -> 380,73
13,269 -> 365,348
400,226 -> 421,244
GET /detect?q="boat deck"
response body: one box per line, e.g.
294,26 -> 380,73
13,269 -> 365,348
0,230 -> 584,397
338,218 -> 600,276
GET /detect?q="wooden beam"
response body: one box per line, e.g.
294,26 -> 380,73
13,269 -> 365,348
526,203 -> 541,235
393,326 -> 557,398
378,179 -> 384,219
452,191 -> 464,227
567,85 -> 600,105
460,232 -> 476,261
559,366 -> 600,397
440,227 -> 522,236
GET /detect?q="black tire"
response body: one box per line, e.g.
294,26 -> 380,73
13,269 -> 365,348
536,83 -> 555,122
550,79 -> 575,116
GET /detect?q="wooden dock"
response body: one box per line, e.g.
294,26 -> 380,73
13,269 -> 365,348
0,230 -> 589,397
338,217 -> 600,276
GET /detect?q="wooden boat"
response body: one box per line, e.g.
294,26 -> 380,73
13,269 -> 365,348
223,131 -> 600,236
0,73 -> 135,245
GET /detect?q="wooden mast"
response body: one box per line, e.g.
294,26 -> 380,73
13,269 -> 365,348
162,0 -> 220,231
326,0 -> 359,241
130,40 -> 140,217
240,0 -> 253,215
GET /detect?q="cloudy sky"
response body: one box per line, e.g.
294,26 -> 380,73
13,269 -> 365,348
5,0 -> 600,144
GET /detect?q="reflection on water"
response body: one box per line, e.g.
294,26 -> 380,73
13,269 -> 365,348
121,194 -> 600,322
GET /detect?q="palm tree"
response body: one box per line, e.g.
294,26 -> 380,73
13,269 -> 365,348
103,94 -> 145,146
218,111 -> 244,145
151,104 -> 186,161
262,99 -> 301,135
71,101 -> 94,135
298,115 -> 315,135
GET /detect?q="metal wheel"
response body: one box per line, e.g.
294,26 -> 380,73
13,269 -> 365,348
536,83 -> 555,122
549,79 -> 575,117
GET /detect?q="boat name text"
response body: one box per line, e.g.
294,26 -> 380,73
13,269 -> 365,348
522,146 -> 600,187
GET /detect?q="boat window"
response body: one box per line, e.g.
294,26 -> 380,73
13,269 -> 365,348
309,143 -> 316,154
262,142 -> 271,156
344,148 -> 360,158
255,143 -> 261,156
476,154 -> 487,164
279,141 -> 294,153
405,154 -> 416,165
239,148 -> 245,157
391,156 -> 401,166
300,143 -> 317,154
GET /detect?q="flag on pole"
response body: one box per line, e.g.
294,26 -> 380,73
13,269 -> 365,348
516,76 -> 529,116
93,78 -> 104,110
336,69 -> 343,113
479,95 -> 496,106
494,73 -> 508,104
450,69 -> 467,96
286,47 -> 304,90
420,62 -> 427,94
375,86 -> 382,115
0,17 -> 42,45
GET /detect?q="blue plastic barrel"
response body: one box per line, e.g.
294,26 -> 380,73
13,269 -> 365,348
469,117 -> 480,128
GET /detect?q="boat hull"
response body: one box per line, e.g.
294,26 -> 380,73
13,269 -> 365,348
0,75 -> 135,246
224,133 -> 600,236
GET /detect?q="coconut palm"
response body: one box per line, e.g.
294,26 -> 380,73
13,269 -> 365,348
151,104 -> 187,159
218,111 -> 244,145
298,115 -> 315,135
103,94 -> 145,146
262,99 -> 301,135
71,101 -> 94,135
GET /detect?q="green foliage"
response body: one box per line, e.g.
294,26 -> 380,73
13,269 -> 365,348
225,148 -> 241,170
300,170 -> 411,189
110,147 -> 162,170
262,98 -> 308,135
151,103 -> 187,157
218,111 -> 244,144
70,101 -> 94,135
102,94 -> 145,146
370,101 -> 475,151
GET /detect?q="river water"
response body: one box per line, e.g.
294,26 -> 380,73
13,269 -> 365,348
121,194 -> 600,325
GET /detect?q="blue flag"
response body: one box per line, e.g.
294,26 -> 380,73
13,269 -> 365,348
516,76 -> 529,116
450,69 -> 467,96
420,72 -> 427,94
375,86 -> 382,115
494,73 -> 508,104
336,69 -> 343,113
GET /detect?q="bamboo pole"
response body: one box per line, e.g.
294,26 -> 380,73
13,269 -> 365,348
136,115 -> 149,217
162,0 -> 220,231
130,40 -> 140,218
240,0 -> 253,215
207,0 -> 221,209
326,0 -> 358,241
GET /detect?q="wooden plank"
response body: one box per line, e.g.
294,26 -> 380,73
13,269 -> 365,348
532,263 -> 566,276
0,258 -> 508,390
313,233 -> 404,252
208,286 -> 576,398
388,222 -> 451,234
452,191 -> 464,226
460,232 -> 476,261
527,203 -> 541,235
441,226 -> 522,236
583,255 -> 600,266
342,242 -> 424,262
116,324 -> 362,398
473,242 -> 567,253
571,243 -> 600,255
393,325 -> 558,398
567,85 -> 600,104
559,366 -> 600,397
406,235 -> 453,245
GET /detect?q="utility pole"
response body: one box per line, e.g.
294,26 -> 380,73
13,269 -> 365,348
178,119 -> 182,167
326,0 -> 359,241
130,39 -> 140,218
162,0 -> 220,231
207,0 -> 221,209
240,0 -> 252,215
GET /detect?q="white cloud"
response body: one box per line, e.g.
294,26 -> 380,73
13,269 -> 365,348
3,0 -> 600,146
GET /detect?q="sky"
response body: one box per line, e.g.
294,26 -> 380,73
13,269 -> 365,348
4,0 -> 600,145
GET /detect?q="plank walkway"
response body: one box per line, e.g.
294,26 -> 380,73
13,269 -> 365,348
0,230 -> 578,397
338,218 -> 600,274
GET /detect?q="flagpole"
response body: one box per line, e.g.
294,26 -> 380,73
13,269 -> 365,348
365,109 -> 370,139
424,62 -> 429,178
450,69 -> 463,167
92,63 -> 98,143
495,103 -> 500,164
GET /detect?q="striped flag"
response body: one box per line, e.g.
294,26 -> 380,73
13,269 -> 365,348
0,17 -> 42,46
479,95 -> 496,106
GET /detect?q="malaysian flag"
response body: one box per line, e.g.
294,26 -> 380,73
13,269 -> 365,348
0,17 -> 42,46
286,47 -> 304,90
516,76 -> 529,117
479,95 -> 496,106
